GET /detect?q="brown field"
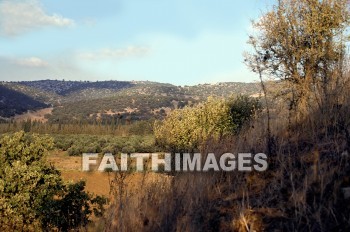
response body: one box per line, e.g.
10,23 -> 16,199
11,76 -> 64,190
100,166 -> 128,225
46,150 -> 169,198
14,107 -> 53,122
47,150 -> 111,197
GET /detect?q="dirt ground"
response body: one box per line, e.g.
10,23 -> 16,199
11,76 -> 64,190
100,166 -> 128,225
14,107 -> 53,123
46,150 -> 170,197
47,150 -> 111,196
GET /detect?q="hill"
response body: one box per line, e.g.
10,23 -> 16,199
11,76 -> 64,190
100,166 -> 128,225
0,80 -> 262,123
19,80 -> 135,96
0,85 -> 49,118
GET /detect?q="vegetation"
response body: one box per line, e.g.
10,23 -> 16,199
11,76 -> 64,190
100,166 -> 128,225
48,94 -> 196,124
53,134 -> 158,156
1,0 -> 350,231
0,119 -> 155,136
246,0 -> 349,113
228,95 -> 262,133
0,85 -> 48,118
0,80 -> 262,124
154,96 -> 259,151
0,132 -> 106,231
99,1 -> 350,231
20,79 -> 134,96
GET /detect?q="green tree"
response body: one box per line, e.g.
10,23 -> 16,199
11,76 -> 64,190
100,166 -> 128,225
0,131 -> 106,231
41,181 -> 107,231
0,132 -> 59,230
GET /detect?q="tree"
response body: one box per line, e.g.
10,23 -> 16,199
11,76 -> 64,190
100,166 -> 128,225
0,132 -> 59,230
246,0 -> 350,112
0,132 -> 106,231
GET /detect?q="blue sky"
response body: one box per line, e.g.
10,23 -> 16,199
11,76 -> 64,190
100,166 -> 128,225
0,0 -> 273,85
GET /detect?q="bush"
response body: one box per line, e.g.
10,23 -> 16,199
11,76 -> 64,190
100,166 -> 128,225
41,181 -> 107,231
121,145 -> 136,154
154,97 -> 236,151
55,137 -> 74,151
85,144 -> 102,153
229,95 -> 261,133
67,145 -> 81,156
0,131 -> 107,231
102,145 -> 119,154
53,134 -> 157,155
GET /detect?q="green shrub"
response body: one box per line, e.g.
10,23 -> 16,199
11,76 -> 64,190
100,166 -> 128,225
67,145 -> 81,156
0,131 -> 107,231
41,181 -> 107,231
229,95 -> 262,133
154,97 -> 236,151
102,145 -> 119,154
121,145 -> 136,154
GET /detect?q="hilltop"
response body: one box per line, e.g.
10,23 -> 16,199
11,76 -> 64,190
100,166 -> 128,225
0,80 -> 262,123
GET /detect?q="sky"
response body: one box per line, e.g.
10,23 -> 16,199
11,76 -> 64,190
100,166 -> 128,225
0,0 -> 274,86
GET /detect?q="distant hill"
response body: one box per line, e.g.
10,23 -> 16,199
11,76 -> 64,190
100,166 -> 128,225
19,80 -> 134,96
2,82 -> 62,105
0,80 -> 262,123
183,82 -> 261,98
0,85 -> 48,118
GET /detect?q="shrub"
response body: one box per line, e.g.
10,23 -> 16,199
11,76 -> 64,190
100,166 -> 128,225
0,131 -> 107,231
121,145 -> 136,154
229,95 -> 261,133
154,97 -> 236,151
67,145 -> 81,156
41,181 -> 107,231
54,137 -> 74,151
102,145 -> 119,154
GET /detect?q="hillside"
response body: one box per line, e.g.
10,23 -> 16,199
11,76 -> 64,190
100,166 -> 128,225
0,80 -> 262,123
0,85 -> 49,118
19,80 -> 135,96
2,82 -> 62,105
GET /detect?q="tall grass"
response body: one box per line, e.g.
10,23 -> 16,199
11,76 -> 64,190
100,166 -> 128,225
94,72 -> 350,231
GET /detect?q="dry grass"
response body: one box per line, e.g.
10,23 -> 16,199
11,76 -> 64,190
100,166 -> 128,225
45,75 -> 350,231
94,76 -> 350,231
13,107 -> 53,123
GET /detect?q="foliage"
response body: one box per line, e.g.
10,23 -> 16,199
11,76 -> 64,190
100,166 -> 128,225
20,79 -> 134,96
102,78 -> 350,231
41,181 -> 107,231
47,93 -> 197,124
0,131 -> 106,231
246,0 -> 350,110
154,97 -> 236,151
229,95 -> 262,133
53,134 -> 158,156
1,80 -> 262,125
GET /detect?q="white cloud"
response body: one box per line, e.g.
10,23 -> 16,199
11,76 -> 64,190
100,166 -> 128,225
0,0 -> 74,36
0,55 -> 101,82
78,46 -> 150,60
16,57 -> 48,67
